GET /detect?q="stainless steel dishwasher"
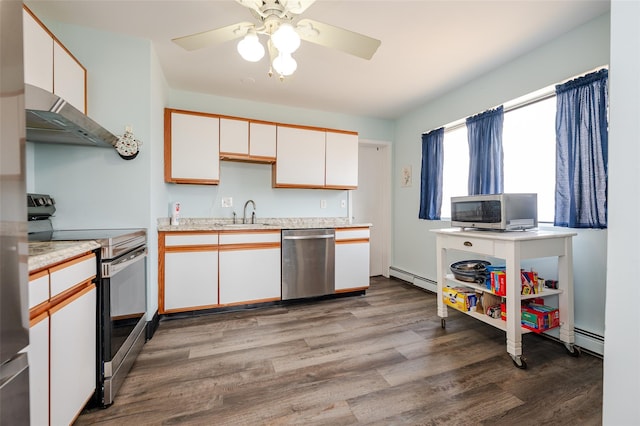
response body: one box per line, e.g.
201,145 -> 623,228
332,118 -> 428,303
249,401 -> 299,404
281,228 -> 335,300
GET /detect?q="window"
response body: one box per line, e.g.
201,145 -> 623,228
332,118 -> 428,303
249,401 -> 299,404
440,95 -> 556,222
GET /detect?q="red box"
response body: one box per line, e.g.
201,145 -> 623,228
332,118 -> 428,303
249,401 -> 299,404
520,304 -> 560,333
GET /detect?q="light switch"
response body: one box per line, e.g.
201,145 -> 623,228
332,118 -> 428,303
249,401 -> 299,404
341,200 -> 346,208
320,200 -> 327,209
222,197 -> 233,208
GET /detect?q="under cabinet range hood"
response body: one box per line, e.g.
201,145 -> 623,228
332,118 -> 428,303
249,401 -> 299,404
25,84 -> 117,148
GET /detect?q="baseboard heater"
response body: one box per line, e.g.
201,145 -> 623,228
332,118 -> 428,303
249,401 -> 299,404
389,266 -> 604,357
389,266 -> 437,293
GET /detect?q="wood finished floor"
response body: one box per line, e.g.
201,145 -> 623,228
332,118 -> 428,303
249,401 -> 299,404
76,277 -> 603,425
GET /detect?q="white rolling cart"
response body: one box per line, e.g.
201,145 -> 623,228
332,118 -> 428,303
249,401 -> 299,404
432,228 -> 579,368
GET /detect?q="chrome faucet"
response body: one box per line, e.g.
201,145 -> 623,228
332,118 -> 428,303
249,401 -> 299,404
243,199 -> 256,224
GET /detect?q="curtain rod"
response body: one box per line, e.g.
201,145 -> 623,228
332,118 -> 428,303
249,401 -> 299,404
429,65 -> 608,136
439,89 -> 556,133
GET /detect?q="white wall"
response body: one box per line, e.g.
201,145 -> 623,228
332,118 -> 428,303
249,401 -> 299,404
391,13 -> 610,349
602,0 -> 640,423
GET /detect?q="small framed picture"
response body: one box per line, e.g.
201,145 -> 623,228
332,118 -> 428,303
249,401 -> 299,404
401,165 -> 412,187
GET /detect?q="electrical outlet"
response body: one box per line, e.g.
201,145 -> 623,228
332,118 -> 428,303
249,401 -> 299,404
222,197 -> 233,208
341,200 -> 346,208
320,200 -> 327,209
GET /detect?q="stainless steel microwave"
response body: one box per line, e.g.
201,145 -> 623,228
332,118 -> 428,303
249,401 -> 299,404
450,193 -> 538,231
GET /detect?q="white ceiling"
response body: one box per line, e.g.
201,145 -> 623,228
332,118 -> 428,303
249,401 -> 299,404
25,0 -> 610,120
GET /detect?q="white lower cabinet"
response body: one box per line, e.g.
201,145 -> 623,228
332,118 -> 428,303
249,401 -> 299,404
164,251 -> 219,310
335,228 -> 370,291
161,232 -> 219,313
219,231 -> 281,305
28,314 -> 49,426
50,285 -> 96,426
27,252 -> 97,426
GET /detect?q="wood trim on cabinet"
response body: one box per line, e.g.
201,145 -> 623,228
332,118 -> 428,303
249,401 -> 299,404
335,238 -> 370,245
161,303 -> 221,315
30,310 -> 49,328
30,302 -> 50,323
48,282 -> 95,316
335,286 -> 369,294
164,245 -> 219,253
336,227 -> 370,232
219,153 -> 276,164
29,269 -> 49,281
218,242 -> 281,252
47,252 -> 96,275
218,297 -> 280,308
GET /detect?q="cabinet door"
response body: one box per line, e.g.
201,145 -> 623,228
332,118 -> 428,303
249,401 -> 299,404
53,40 -> 86,113
28,314 -> 49,426
220,117 -> 249,155
249,122 -> 276,159
50,285 -> 96,426
275,126 -> 326,187
166,111 -> 220,184
219,232 -> 281,305
325,131 -> 359,188
23,8 -> 53,92
164,250 -> 218,311
335,228 -> 370,291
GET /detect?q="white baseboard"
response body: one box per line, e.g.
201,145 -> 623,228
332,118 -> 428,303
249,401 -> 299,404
389,266 -> 437,293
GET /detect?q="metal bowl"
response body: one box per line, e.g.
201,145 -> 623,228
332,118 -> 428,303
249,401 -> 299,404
450,260 -> 491,283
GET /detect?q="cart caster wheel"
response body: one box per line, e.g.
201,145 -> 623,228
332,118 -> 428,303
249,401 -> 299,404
511,355 -> 527,369
441,318 -> 446,329
565,343 -> 581,357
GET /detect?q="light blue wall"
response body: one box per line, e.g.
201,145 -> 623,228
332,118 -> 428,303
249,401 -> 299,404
27,18 -> 394,318
391,13 -> 610,343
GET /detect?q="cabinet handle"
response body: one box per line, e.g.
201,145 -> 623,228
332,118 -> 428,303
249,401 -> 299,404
464,241 -> 473,247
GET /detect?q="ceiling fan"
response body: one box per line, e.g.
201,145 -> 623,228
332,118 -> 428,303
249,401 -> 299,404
172,0 -> 381,79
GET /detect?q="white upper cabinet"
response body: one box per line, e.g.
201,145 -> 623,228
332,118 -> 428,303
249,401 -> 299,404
23,8 -> 53,92
165,109 -> 220,184
23,7 -> 87,113
220,117 -> 249,155
53,41 -> 86,113
219,119 -> 277,163
249,122 -> 277,159
275,125 -> 326,187
325,131 -> 359,189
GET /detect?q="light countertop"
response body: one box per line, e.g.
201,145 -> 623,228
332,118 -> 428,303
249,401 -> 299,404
28,240 -> 101,273
157,217 -> 372,232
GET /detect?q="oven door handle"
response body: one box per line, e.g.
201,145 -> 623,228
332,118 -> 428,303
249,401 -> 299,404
102,246 -> 147,278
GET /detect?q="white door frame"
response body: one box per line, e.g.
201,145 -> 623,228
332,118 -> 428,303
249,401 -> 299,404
350,139 -> 392,277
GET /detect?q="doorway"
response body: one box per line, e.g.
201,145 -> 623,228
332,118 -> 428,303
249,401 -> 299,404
351,140 -> 391,277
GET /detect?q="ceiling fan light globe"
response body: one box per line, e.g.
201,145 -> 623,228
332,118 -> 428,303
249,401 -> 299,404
237,32 -> 265,62
272,52 -> 297,76
271,23 -> 300,54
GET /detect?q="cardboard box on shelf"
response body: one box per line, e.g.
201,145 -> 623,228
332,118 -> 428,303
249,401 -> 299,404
443,287 -> 477,312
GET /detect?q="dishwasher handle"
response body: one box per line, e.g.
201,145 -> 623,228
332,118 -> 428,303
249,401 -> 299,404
282,234 -> 335,241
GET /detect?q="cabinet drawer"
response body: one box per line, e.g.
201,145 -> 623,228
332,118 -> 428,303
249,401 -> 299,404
49,254 -> 96,297
336,228 -> 370,241
445,235 -> 495,256
29,270 -> 49,308
219,231 -> 280,245
165,233 -> 218,246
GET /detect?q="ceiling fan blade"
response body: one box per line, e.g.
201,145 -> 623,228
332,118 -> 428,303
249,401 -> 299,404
172,22 -> 254,51
234,0 -> 263,15
296,18 -> 381,60
282,0 -> 316,15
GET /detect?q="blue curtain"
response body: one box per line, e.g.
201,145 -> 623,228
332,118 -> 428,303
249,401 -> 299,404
555,69 -> 608,228
419,128 -> 444,220
466,106 -> 504,195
